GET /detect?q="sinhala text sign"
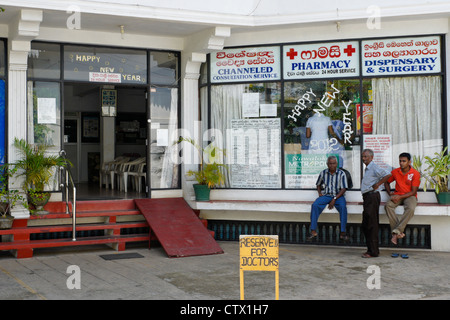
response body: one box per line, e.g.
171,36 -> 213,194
239,235 -> 279,300
211,46 -> 281,83
283,41 -> 359,79
362,35 -> 441,76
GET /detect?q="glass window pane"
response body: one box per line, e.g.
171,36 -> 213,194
150,87 -> 179,188
64,45 -> 147,84
27,81 -> 61,191
28,42 -> 61,79
150,51 -> 178,85
364,76 -> 442,179
210,82 -> 282,189
0,40 -> 5,77
284,80 -> 361,189
0,80 -> 5,165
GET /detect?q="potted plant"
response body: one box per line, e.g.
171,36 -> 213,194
176,137 -> 227,201
413,147 -> 450,204
0,165 -> 24,228
12,138 -> 71,214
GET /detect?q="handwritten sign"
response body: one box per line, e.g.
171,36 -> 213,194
239,235 -> 279,300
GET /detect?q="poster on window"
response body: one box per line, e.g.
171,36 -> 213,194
229,118 -> 281,188
37,98 -> 57,124
210,46 -> 281,83
363,134 -> 393,171
283,41 -> 359,80
285,153 -> 339,188
362,35 -> 441,76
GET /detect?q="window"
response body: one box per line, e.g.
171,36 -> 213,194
28,42 -> 61,79
0,40 -> 5,166
150,87 -> 179,188
284,80 -> 360,189
27,81 -> 62,191
210,82 -> 282,188
64,45 -> 147,84
202,35 -> 444,191
363,76 -> 442,170
150,51 -> 179,85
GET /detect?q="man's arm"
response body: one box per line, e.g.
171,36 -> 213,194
391,186 -> 419,203
328,187 -> 346,209
373,173 -> 392,191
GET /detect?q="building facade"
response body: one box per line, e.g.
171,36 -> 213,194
1,1 -> 450,250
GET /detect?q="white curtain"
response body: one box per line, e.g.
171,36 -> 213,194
210,85 -> 246,187
372,76 -> 442,163
159,88 -> 179,188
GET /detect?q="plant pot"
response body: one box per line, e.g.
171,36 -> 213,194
435,192 -> 450,204
0,215 -> 14,229
193,184 -> 211,201
27,191 -> 51,214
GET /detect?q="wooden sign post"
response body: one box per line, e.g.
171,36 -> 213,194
239,235 -> 279,300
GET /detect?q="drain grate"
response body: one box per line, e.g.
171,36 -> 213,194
207,220 -> 431,249
99,252 -> 144,260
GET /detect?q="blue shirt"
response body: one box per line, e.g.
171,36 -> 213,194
361,161 -> 391,194
316,168 -> 348,197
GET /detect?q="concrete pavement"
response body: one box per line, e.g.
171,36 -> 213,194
0,241 -> 449,301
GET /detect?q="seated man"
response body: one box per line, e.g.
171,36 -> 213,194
307,155 -> 349,241
384,152 -> 421,245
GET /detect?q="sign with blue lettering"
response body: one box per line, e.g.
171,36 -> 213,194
362,36 -> 441,76
211,46 -> 281,83
283,41 -> 359,79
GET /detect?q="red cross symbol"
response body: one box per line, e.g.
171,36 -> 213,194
343,44 -> 356,57
286,48 -> 298,60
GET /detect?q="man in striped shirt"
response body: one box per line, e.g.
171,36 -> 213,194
307,155 -> 349,241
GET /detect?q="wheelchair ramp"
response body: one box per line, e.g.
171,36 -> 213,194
135,198 -> 223,258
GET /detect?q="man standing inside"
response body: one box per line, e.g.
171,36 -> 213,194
307,155 -> 349,241
384,152 -> 420,245
361,149 -> 391,258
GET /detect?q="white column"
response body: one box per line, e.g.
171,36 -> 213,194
7,10 -> 42,218
181,27 -> 230,202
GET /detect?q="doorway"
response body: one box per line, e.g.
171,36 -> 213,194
63,83 -> 148,200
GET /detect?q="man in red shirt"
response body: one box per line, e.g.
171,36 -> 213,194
384,152 -> 421,245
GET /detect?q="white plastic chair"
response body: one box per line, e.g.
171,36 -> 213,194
100,156 -> 127,189
129,162 -> 147,193
108,157 -> 130,190
119,157 -> 145,192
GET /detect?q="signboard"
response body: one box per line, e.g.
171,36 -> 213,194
283,41 -> 359,79
64,47 -> 147,84
363,134 -> 393,171
362,35 -> 441,76
101,89 -> 117,117
285,153 -> 338,189
210,46 -> 281,83
239,235 -> 279,300
230,118 -> 281,188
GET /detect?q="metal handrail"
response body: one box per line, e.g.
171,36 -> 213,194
59,150 -> 77,241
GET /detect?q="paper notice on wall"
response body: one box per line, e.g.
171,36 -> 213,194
242,93 -> 260,118
37,98 -> 57,124
230,118 -> 281,188
260,104 -> 277,117
156,128 -> 169,146
363,134 -> 393,171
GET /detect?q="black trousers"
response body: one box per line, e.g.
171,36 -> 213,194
362,191 -> 380,257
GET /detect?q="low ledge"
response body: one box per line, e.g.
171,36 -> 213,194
194,200 -> 450,216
